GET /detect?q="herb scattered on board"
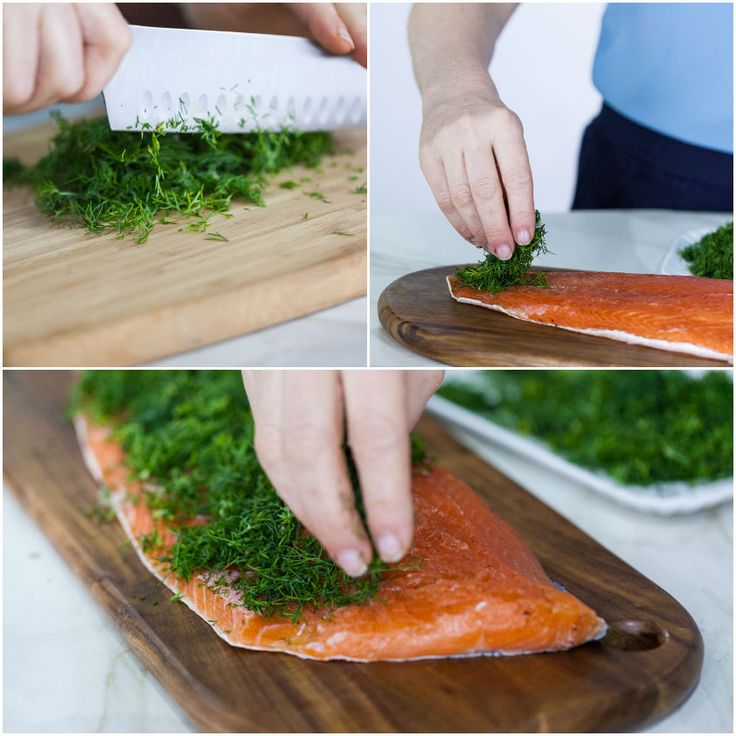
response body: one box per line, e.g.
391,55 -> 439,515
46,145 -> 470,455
438,371 -> 732,487
4,112 -> 333,244
70,370 -> 426,620
455,210 -> 549,293
679,221 -> 733,280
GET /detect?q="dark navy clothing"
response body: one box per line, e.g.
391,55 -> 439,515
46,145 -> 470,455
572,104 -> 733,212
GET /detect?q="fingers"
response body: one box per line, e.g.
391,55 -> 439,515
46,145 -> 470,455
335,3 -> 367,67
3,4 -> 41,113
419,148 -> 476,244
290,3 -> 356,57
494,117 -> 536,246
463,145 -> 515,258
67,3 -> 132,102
442,149 -> 490,250
244,371 -> 372,577
405,370 -> 444,428
342,372 -> 414,564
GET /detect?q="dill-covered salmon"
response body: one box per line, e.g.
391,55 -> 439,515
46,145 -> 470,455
448,271 -> 733,363
71,370 -> 605,662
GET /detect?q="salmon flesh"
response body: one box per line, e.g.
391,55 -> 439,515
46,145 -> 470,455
448,272 -> 733,363
76,415 -> 607,662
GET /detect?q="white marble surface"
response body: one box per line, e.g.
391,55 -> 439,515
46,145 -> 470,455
370,209 -> 732,366
4,424 -> 731,732
151,297 -> 367,367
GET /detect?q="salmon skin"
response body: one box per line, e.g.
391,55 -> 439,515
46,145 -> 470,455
75,415 -> 607,662
448,272 -> 733,364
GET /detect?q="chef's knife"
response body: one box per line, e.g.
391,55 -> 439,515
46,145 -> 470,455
104,25 -> 366,133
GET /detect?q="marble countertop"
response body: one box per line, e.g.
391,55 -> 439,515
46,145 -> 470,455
4,424 -> 731,732
370,209 -> 731,366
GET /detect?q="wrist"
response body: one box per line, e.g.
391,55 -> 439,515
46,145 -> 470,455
421,68 -> 500,112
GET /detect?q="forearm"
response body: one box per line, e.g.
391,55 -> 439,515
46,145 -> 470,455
408,2 -> 516,105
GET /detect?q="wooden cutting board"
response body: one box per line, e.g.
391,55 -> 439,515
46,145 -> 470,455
3,118 -> 366,366
378,266 -> 728,367
4,371 -> 703,732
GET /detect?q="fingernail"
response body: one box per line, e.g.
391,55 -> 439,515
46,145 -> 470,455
377,533 -> 403,562
496,243 -> 512,260
516,229 -> 531,245
337,549 -> 367,577
337,26 -> 355,50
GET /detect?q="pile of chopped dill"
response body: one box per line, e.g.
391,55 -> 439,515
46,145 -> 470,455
455,210 -> 550,293
70,370 -> 425,620
5,113 -> 333,244
438,370 -> 732,487
679,221 -> 733,279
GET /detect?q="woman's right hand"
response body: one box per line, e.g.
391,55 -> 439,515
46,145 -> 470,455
4,3 -> 131,115
418,76 -> 536,260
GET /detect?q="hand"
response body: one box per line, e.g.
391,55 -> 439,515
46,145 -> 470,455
288,3 -> 367,68
181,3 -> 367,68
242,370 -> 443,576
4,3 -> 132,115
419,77 -> 535,259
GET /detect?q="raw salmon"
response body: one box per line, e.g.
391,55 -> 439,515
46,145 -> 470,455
75,415 -> 607,662
448,272 -> 733,363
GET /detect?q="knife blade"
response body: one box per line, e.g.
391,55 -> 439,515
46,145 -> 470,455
104,25 -> 366,133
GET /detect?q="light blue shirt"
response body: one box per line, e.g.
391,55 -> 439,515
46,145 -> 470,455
593,3 -> 733,153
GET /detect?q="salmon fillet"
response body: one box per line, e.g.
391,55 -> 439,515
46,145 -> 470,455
448,272 -> 733,363
75,415 -> 607,662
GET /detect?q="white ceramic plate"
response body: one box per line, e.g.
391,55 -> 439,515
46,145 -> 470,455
427,390 -> 733,516
660,223 -> 731,276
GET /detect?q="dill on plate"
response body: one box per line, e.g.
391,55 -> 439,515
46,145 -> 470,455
455,210 -> 550,293
679,221 -> 733,280
5,113 -> 333,244
438,371 -> 733,487
70,370 -> 426,620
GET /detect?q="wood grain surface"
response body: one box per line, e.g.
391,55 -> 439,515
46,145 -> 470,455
378,266 -> 729,367
3,119 -> 366,366
4,371 -> 703,732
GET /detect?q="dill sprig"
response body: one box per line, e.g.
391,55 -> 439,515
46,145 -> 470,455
455,210 -> 549,293
438,371 -> 733,487
679,221 -> 733,280
70,370 -> 426,620
5,113 -> 333,244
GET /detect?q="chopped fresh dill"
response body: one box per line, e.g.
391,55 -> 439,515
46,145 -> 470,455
70,370 -> 427,620
353,182 -> 367,195
170,592 -> 184,603
5,112 -> 333,244
205,231 -> 229,242
455,210 -> 549,293
305,190 -> 330,204
679,221 -> 733,279
438,371 -> 732,487
332,230 -> 354,237
279,180 -> 299,190
302,212 -> 309,221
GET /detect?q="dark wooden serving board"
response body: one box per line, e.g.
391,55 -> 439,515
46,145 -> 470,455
4,371 -> 703,732
378,266 -> 728,367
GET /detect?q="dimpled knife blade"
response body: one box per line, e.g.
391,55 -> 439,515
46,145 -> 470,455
103,25 -> 366,133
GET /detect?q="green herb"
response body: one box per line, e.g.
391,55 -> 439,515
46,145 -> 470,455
438,371 -> 732,487
679,221 -> 733,279
278,180 -> 299,190
302,212 -> 309,221
70,371 -> 426,620
353,182 -> 367,195
331,230 -> 354,237
455,211 -> 549,293
170,592 -> 184,603
205,231 -> 229,242
5,112 -> 333,244
305,191 -> 330,204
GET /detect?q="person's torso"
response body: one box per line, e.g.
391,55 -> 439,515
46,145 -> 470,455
593,3 -> 733,153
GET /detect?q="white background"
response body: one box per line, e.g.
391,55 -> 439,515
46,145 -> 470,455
371,2 -> 606,215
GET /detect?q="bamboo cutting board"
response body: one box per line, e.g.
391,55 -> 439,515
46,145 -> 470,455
4,371 -> 703,732
378,266 -> 729,367
3,119 -> 366,366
